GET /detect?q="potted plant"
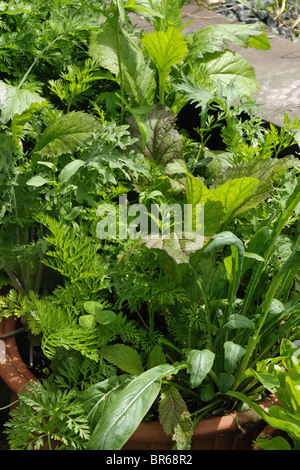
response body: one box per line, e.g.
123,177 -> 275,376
228,338 -> 300,450
1,0 -> 300,451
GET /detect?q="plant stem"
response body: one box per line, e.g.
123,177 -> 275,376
0,259 -> 27,297
240,180 -> 300,317
115,6 -> 125,122
188,263 -> 212,350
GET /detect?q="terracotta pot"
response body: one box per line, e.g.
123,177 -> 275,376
0,316 -> 278,450
0,317 -> 36,395
122,395 -> 279,450
253,424 -> 290,450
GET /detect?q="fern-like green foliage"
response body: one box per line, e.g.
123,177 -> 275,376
37,214 -> 107,284
0,289 -> 39,321
5,379 -> 90,450
30,298 -> 99,361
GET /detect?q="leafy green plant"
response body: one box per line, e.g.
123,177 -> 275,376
71,175 -> 300,450
228,338 -> 300,450
1,0 -> 300,454
5,379 -> 90,450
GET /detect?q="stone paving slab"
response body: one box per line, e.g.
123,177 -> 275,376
130,3 -> 300,127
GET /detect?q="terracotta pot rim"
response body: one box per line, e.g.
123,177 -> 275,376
127,394 -> 279,441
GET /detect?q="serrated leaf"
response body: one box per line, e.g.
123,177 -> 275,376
33,111 -> 99,157
158,386 -> 193,449
185,173 -> 260,234
186,23 -> 270,61
89,19 -> 156,105
141,26 -> 187,102
142,26 -> 187,74
0,81 -> 46,124
102,344 -> 144,375
87,363 -> 185,450
197,50 -> 259,96
143,231 -> 204,264
127,105 -> 184,164
185,174 -> 210,206
212,176 -> 260,222
213,156 -> 300,214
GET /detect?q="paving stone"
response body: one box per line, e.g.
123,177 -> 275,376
130,3 -> 300,127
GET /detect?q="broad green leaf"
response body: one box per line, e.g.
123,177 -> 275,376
185,173 -> 260,236
58,160 -> 85,184
101,344 -> 144,375
194,50 -> 259,96
222,314 -> 254,331
95,310 -> 116,325
185,174 -> 224,237
246,369 -> 280,394
0,81 -> 46,124
202,232 -> 245,273
229,390 -> 300,443
130,0 -> 185,31
26,175 -> 50,187
201,383 -> 214,402
187,349 -> 215,388
87,363 -> 185,450
89,19 -> 156,105
84,301 -> 116,325
217,372 -> 235,393
255,436 -> 292,450
164,159 -> 188,175
214,156 -> 300,214
248,33 -> 271,50
201,200 -> 225,237
141,26 -> 188,103
79,375 -> 131,430
33,111 -> 99,157
124,0 -> 165,19
158,386 -> 193,449
186,23 -> 270,60
127,105 -> 184,164
211,177 -> 260,222
244,252 -> 265,262
79,315 -> 97,329
37,161 -> 56,170
84,301 -> 105,316
143,231 -> 204,264
224,341 -> 246,375
185,174 -> 210,206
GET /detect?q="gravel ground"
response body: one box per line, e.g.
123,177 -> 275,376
188,0 -> 300,43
